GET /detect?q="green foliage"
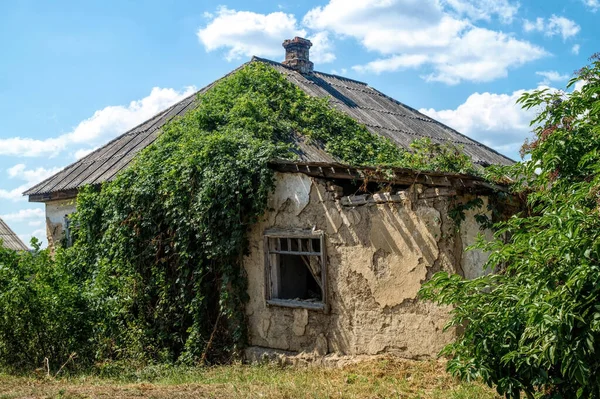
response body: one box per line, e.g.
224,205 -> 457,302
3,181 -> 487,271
403,138 -> 480,175
185,62 -> 406,167
70,132 -> 284,364
0,240 -> 94,372
421,54 -> 600,398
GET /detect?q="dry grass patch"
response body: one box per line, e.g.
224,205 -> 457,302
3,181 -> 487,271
0,358 -> 499,399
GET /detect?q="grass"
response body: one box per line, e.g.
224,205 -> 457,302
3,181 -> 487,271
0,358 -> 499,399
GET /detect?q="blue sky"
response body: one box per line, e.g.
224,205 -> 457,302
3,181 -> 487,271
0,0 -> 598,247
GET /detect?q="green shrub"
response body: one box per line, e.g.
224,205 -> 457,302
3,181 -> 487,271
0,240 -> 93,372
420,55 -> 600,398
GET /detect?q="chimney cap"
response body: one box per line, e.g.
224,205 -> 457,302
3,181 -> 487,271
282,37 -> 314,74
283,36 -> 313,49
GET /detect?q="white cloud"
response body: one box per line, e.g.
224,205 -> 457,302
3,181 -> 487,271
1,208 -> 44,223
308,31 -> 336,64
196,1 -> 535,83
304,1 -> 457,53
547,16 -> 581,39
442,0 -> 519,23
583,0 -> 600,11
304,0 -> 546,84
353,54 -> 429,74
0,186 -> 29,201
0,86 -> 196,158
420,84 -> 581,157
419,88 -> 542,157
572,44 -> 581,55
331,68 -> 348,75
523,15 -> 580,40
425,28 -> 548,84
535,70 -> 570,85
523,17 -> 545,33
573,80 -> 587,92
7,164 -> 62,183
0,164 -> 63,201
198,7 -> 306,61
0,137 -> 64,158
197,7 -> 336,65
353,27 -> 546,84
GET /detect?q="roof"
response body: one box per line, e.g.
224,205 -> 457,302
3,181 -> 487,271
25,57 -> 514,200
0,218 -> 28,251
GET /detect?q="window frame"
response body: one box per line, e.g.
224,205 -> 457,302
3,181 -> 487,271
263,229 -> 328,312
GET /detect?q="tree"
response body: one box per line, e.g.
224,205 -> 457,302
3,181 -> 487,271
420,54 -> 600,398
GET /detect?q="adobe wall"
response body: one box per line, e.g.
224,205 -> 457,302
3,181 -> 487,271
243,172 -> 493,359
45,198 -> 76,250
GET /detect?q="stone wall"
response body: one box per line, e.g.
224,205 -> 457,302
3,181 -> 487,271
45,198 -> 77,250
243,172 -> 493,359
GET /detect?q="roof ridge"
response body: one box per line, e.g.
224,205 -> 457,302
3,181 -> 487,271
251,56 -> 370,86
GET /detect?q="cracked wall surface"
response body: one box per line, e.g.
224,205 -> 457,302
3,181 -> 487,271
244,172 -> 493,359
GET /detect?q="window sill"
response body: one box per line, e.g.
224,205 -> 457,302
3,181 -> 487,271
267,299 -> 326,311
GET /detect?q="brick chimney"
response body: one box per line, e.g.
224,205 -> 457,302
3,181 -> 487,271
282,37 -> 313,74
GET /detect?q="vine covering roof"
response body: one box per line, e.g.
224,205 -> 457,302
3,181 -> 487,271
25,58 -> 513,199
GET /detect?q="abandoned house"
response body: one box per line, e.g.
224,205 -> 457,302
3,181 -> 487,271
25,37 -> 514,359
0,217 -> 28,251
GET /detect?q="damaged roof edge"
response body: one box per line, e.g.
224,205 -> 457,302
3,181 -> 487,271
27,159 -> 507,203
269,159 -> 509,193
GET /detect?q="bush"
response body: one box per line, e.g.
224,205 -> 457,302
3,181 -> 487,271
0,240 -> 93,372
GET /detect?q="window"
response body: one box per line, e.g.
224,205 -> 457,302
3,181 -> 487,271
63,215 -> 76,248
264,229 -> 327,311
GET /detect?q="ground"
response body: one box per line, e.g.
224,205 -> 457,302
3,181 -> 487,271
0,358 -> 499,399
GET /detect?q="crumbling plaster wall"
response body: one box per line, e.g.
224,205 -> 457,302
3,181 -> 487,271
45,198 -> 76,250
244,172 -> 492,359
